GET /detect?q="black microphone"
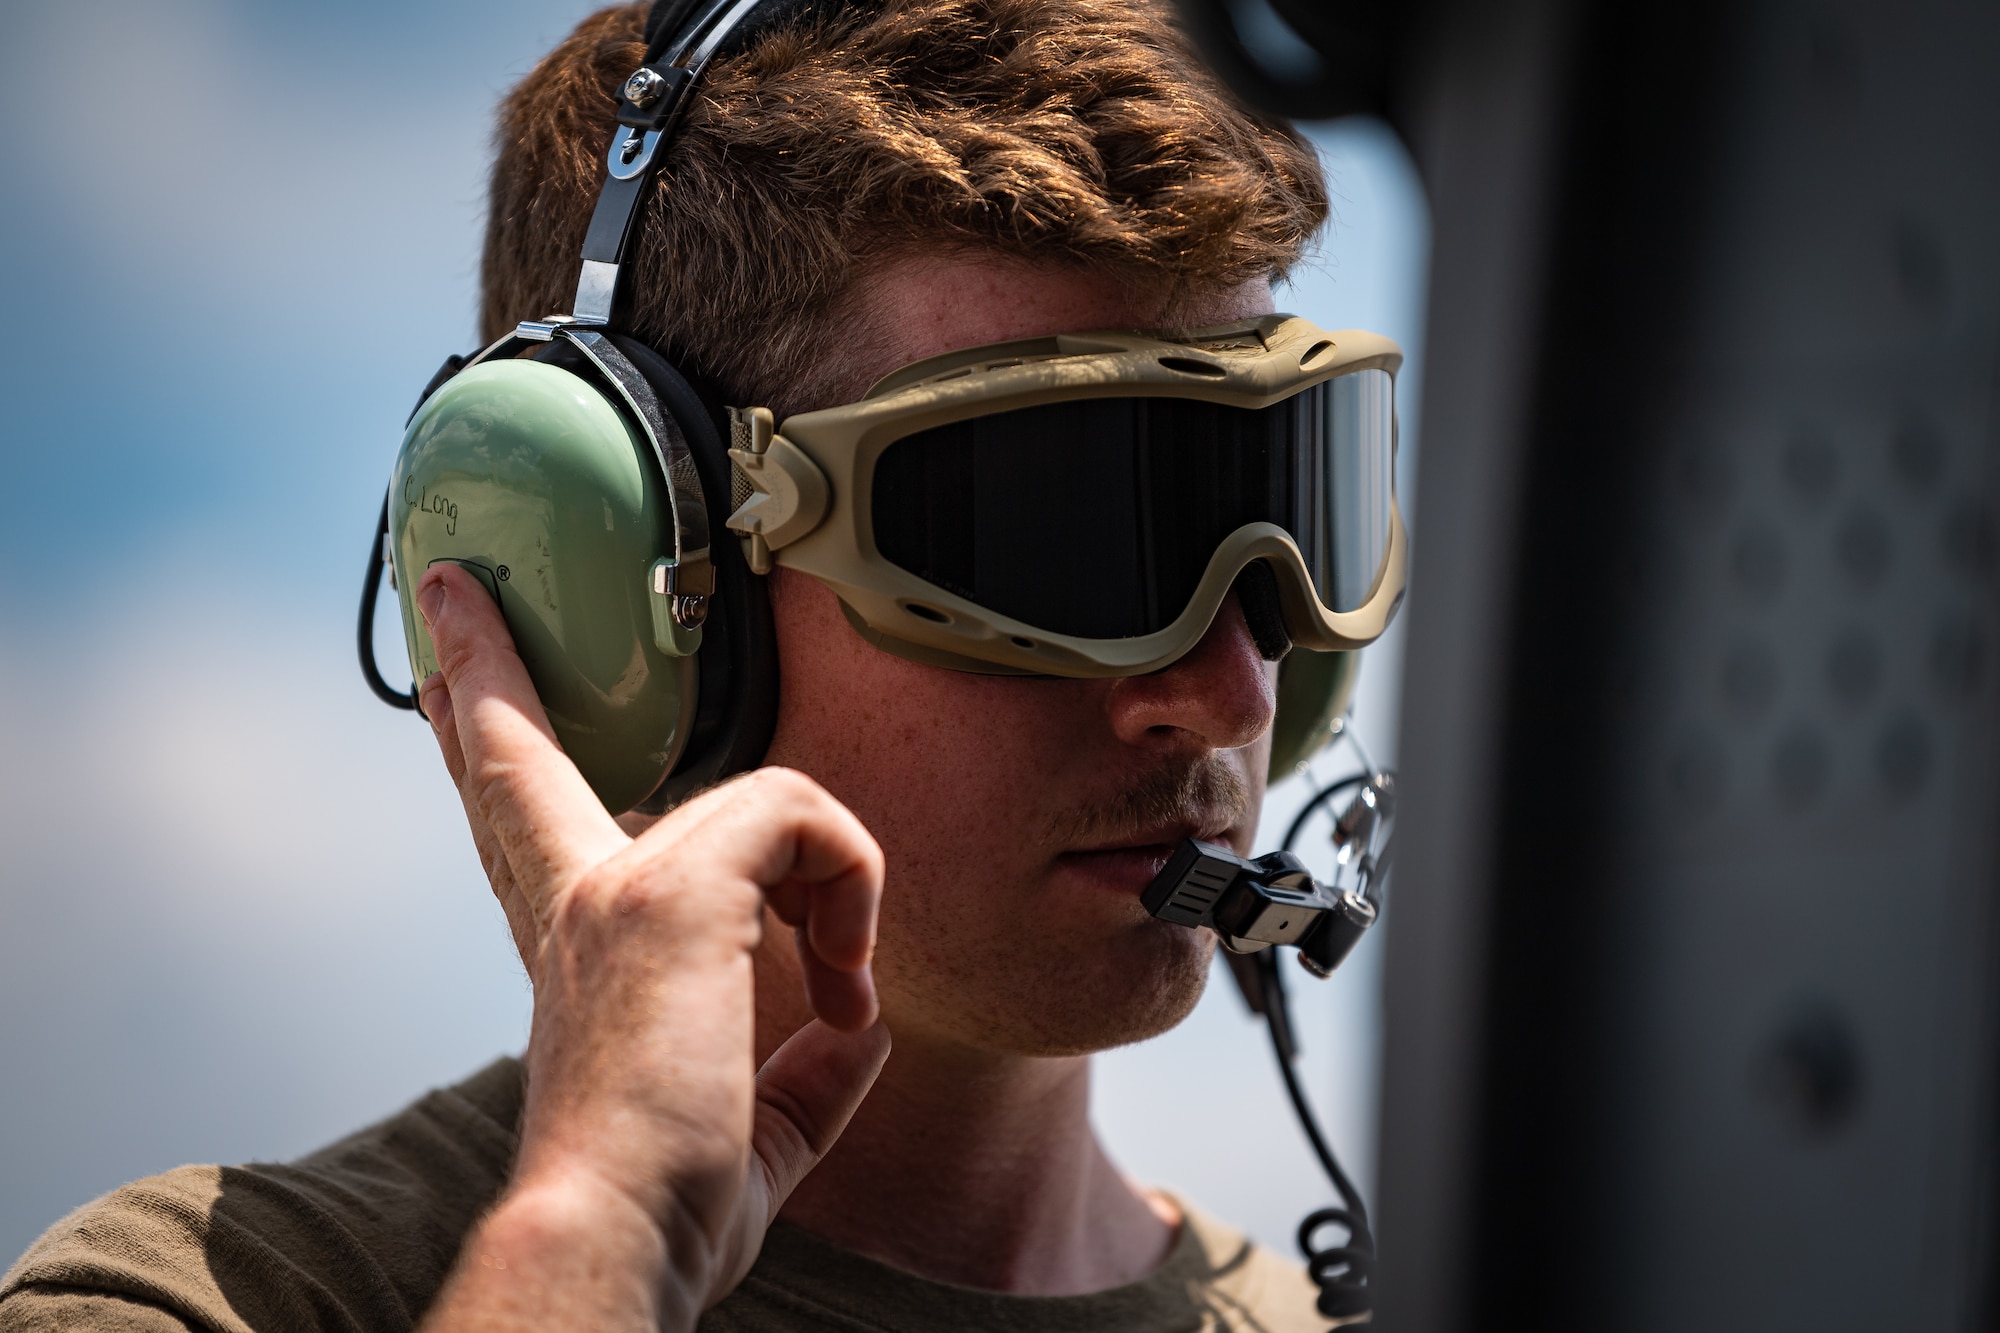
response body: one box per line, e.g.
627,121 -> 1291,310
1137,771 -> 1397,1325
1140,839 -> 1377,978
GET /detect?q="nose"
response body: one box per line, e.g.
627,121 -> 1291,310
1103,590 -> 1276,752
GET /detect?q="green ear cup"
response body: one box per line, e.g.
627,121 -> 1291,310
1267,649 -> 1362,782
390,358 -> 700,814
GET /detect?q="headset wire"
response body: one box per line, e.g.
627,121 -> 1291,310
1281,771 -> 1370,851
359,494 -> 420,711
1256,953 -> 1376,1324
1265,742 -> 1389,1326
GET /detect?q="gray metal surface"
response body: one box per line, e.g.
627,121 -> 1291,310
1602,2 -> 1999,1325
1375,0 -> 2000,1326
1371,0 -> 1576,1326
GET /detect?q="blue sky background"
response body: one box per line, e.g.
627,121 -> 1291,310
0,0 -> 1428,1264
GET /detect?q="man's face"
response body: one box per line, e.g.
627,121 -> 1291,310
758,257 -> 1279,1058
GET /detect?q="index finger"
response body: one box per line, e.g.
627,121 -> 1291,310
418,564 -> 628,910
638,769 -> 884,1031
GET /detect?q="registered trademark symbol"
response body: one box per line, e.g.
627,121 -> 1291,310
496,566 -> 510,581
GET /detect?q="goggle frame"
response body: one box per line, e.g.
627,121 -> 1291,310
725,314 -> 1407,677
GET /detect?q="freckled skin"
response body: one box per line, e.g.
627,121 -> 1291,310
759,568 -> 1271,1056
419,251 -> 1291,1315
709,255 -> 1283,1289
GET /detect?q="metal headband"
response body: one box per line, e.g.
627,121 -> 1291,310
568,0 -> 859,328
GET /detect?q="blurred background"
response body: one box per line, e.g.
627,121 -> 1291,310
0,0 -> 1429,1261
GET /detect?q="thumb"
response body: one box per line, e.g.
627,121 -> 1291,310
751,1020 -> 892,1210
711,1020 -> 890,1303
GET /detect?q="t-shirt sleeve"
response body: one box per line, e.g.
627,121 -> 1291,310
1173,1200 -> 1329,1333
0,1284 -> 199,1332
0,1061 -> 522,1333
0,1168 -> 253,1332
0,1160 -> 474,1333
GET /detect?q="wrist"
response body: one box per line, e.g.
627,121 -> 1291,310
468,1171 -> 701,1331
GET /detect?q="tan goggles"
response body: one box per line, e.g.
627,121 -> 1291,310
725,314 -> 1407,677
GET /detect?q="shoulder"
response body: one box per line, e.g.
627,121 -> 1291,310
1,1165 -> 235,1331
0,1058 -> 524,1333
1172,1200 -> 1330,1333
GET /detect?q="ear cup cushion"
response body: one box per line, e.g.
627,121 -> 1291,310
609,336 -> 780,810
1267,648 -> 1362,782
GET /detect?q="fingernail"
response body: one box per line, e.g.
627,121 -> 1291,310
416,577 -> 446,627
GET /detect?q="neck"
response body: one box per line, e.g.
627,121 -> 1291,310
761,1016 -> 1178,1294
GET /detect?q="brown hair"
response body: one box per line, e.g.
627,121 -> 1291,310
480,0 -> 1327,413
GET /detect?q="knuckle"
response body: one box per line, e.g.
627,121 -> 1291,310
560,858 -> 764,939
743,765 -> 823,811
466,756 -> 527,823
757,1079 -> 830,1158
431,630 -> 481,682
567,862 -> 677,921
745,765 -> 804,795
598,871 -> 676,921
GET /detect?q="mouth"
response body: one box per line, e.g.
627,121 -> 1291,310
1054,822 -> 1236,897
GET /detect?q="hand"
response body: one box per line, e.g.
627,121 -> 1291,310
410,563 -> 891,1332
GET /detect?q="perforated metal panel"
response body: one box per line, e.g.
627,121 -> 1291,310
1605,3 -> 2000,1321
1619,360 -> 1997,1329
1377,0 -> 2000,1327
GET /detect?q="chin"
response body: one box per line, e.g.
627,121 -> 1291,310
880,917 -> 1219,1058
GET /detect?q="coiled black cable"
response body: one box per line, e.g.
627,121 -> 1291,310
1262,762 -> 1391,1326
1256,954 -> 1376,1323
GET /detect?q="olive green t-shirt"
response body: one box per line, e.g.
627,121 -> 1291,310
0,1059 -> 1323,1332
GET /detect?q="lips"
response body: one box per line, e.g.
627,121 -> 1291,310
1055,846 -> 1179,897
1055,823 -> 1235,897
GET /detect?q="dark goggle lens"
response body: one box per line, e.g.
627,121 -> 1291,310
870,369 -> 1394,640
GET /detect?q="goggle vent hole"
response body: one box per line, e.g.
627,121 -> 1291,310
903,601 -> 952,624
1009,635 -> 1035,650
1157,356 -> 1228,379
1299,340 -> 1336,368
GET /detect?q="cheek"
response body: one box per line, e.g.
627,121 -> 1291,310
757,574 -> 1263,1051
760,573 -> 1080,863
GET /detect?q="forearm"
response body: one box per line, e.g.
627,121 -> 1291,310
421,1173 -> 699,1333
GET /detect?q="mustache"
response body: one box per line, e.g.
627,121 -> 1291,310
1041,755 -> 1254,850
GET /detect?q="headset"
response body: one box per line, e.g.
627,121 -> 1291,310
357,0 -> 1378,815
356,0 -> 1394,1322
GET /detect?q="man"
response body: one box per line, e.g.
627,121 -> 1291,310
1,1 -> 1354,1328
